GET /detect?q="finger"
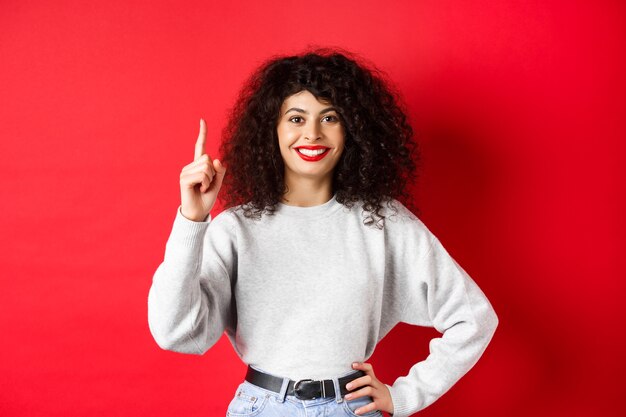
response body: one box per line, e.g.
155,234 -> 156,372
194,118 -> 210,162
180,171 -> 213,191
195,166 -> 214,189
180,171 -> 211,191
181,154 -> 209,173
354,401 -> 378,416
213,159 -> 226,177
181,161 -> 215,183
197,160 -> 216,181
199,173 -> 211,193
206,159 -> 226,193
346,375 -> 372,391
344,386 -> 373,400
352,362 -> 375,374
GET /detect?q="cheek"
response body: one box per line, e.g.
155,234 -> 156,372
336,134 -> 346,152
277,127 -> 296,148
335,146 -> 345,160
277,133 -> 296,163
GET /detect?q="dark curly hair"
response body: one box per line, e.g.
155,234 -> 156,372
219,47 -> 420,228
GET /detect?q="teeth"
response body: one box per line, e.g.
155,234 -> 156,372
297,148 -> 328,156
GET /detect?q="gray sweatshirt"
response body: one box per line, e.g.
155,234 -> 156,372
147,193 -> 498,417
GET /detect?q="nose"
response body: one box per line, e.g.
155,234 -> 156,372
304,122 -> 321,141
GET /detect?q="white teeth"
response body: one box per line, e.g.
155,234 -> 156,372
297,148 -> 328,156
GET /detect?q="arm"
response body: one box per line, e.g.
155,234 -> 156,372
387,232 -> 499,417
147,206 -> 235,355
148,118 -> 232,354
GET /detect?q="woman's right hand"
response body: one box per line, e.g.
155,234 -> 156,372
179,119 -> 227,222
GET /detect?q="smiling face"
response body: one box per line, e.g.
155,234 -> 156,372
276,90 -> 345,189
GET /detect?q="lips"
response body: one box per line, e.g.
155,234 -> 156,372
294,145 -> 330,161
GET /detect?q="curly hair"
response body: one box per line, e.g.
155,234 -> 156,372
218,47 -> 420,228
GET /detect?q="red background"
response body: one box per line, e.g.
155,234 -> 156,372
1,1 -> 624,416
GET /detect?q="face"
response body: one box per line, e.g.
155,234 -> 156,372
276,90 -> 345,187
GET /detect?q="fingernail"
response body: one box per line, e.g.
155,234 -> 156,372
345,393 -> 352,399
346,383 -> 352,389
352,362 -> 359,367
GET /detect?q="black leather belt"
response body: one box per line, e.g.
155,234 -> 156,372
245,365 -> 365,400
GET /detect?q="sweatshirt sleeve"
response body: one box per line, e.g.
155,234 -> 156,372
147,206 -> 236,355
385,217 -> 499,417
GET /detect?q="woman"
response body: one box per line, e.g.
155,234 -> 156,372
148,49 -> 498,417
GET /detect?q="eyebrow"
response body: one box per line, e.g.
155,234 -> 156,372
284,107 -> 338,115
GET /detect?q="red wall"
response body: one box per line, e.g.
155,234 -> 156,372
1,1 -> 624,416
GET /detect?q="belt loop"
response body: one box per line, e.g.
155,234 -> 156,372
277,376 -> 290,403
333,376 -> 343,403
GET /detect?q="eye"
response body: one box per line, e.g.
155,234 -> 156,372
322,114 -> 340,123
289,116 -> 304,123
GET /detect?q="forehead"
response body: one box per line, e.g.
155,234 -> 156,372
281,90 -> 332,109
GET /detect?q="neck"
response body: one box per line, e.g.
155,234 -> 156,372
281,175 -> 334,207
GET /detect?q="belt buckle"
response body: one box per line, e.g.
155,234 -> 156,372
294,379 -> 323,400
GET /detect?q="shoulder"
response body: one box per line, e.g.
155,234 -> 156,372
380,198 -> 419,222
377,198 -> 435,246
379,198 -> 427,230
210,205 -> 243,229
202,206 -> 244,251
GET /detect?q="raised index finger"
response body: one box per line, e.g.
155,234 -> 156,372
194,118 -> 210,162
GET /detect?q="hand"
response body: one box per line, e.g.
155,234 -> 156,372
179,118 -> 227,221
345,362 -> 394,415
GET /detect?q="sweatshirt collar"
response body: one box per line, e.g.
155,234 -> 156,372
275,192 -> 342,218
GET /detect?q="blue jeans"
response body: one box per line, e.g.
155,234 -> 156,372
226,367 -> 384,417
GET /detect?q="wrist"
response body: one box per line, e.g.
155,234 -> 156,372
179,206 -> 209,222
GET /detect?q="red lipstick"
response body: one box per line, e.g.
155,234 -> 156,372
294,145 -> 330,162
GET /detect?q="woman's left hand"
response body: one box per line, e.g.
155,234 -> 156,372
344,362 -> 394,415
